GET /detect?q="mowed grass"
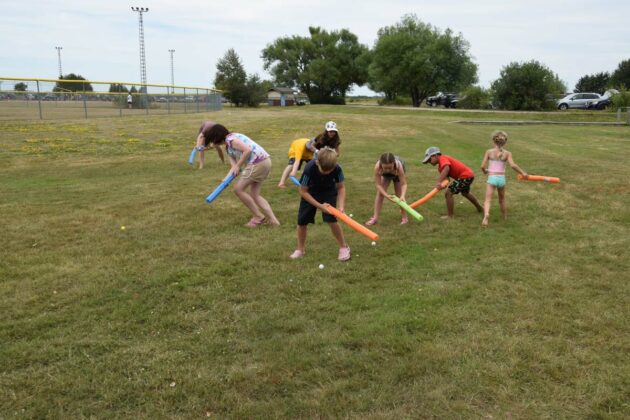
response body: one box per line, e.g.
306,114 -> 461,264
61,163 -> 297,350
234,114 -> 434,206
1,106 -> 629,418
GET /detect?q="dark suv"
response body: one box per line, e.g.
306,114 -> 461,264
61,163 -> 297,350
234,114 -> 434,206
426,92 -> 458,108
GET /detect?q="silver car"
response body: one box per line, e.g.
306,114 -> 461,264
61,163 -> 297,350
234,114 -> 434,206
557,92 -> 601,110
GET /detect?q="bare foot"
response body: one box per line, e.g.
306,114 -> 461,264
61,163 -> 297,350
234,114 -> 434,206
440,215 -> 453,220
482,216 -> 489,227
277,183 -> 286,189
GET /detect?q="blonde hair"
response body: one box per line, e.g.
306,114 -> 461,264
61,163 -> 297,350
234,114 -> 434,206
491,130 -> 508,147
317,147 -> 338,172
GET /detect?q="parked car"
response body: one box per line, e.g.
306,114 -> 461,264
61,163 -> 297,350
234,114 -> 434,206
426,92 -> 459,108
587,97 -> 611,110
556,92 -> 601,110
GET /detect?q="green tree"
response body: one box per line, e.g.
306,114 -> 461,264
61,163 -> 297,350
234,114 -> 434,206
611,59 -> 630,88
491,61 -> 566,111
214,49 -> 248,106
457,86 -> 493,109
368,14 -> 477,107
243,74 -> 269,107
262,27 -> 369,104
14,82 -> 28,91
108,83 -> 128,93
53,73 -> 93,93
575,72 -> 610,94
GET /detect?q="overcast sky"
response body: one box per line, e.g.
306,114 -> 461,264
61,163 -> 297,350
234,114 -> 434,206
1,0 -> 628,95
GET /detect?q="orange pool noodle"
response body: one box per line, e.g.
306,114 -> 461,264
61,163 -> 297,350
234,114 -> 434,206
410,179 -> 449,209
323,204 -> 379,241
517,174 -> 560,183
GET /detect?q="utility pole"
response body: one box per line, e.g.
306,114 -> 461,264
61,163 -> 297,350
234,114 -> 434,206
131,6 -> 149,104
168,49 -> 175,94
55,46 -> 63,77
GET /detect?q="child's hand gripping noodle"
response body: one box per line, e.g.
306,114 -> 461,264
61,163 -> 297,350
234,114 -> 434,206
323,204 -> 379,241
410,179 -> 449,209
390,196 -> 423,221
205,173 -> 236,204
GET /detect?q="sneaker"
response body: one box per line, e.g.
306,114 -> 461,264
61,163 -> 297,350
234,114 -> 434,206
400,215 -> 409,225
365,217 -> 378,226
338,247 -> 351,262
289,250 -> 305,259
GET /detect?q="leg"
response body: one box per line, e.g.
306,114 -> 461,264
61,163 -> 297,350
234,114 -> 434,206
233,177 -> 265,221
463,191 -> 483,213
498,187 -> 507,220
198,149 -> 205,169
393,181 -> 407,224
250,181 -> 280,225
328,222 -> 348,248
444,189 -> 455,218
482,183 -> 495,226
296,225 -> 307,252
278,164 -> 292,188
367,178 -> 390,225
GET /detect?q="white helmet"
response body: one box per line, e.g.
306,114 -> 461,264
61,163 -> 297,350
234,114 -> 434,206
325,121 -> 338,132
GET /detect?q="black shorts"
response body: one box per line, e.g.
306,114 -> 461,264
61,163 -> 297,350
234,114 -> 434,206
448,177 -> 474,194
297,194 -> 338,225
288,157 -> 310,171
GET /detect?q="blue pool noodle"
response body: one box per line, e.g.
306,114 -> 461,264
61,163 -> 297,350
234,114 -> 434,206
290,176 -> 301,187
205,173 -> 236,204
188,148 -> 198,165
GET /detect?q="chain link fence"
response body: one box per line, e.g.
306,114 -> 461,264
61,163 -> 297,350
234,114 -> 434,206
0,77 -> 223,120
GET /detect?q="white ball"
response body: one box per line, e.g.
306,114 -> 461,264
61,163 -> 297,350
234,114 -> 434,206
349,214 -> 353,218
318,264 -> 325,269
371,241 -> 376,246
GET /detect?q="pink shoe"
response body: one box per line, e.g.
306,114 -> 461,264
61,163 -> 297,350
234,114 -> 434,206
289,250 -> 305,259
338,247 -> 351,262
365,217 -> 378,226
400,216 -> 409,225
245,217 -> 266,228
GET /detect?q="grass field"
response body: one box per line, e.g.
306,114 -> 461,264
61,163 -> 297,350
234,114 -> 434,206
1,105 -> 629,418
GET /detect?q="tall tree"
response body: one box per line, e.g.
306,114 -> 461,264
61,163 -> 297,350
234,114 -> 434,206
214,49 -> 248,106
611,59 -> 630,88
14,82 -> 28,91
491,61 -> 566,111
262,27 -> 369,104
53,73 -> 93,92
368,14 -> 477,107
575,72 -> 610,94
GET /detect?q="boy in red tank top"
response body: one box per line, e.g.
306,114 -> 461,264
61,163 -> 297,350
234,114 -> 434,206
422,147 -> 483,219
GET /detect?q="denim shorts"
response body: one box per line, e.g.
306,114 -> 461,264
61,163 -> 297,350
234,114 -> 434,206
487,175 -> 506,188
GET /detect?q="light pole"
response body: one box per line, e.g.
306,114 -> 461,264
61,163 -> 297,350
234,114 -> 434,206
55,46 -> 63,77
131,6 -> 149,95
168,49 -> 175,94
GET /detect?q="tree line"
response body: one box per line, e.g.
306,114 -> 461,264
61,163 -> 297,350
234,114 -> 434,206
214,14 -> 630,111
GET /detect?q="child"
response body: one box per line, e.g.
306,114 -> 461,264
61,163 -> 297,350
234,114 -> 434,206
203,124 -> 280,227
365,153 -> 409,226
193,121 -> 225,169
306,121 -> 341,157
277,138 -> 314,188
422,146 -> 483,219
480,130 -> 528,226
290,147 -> 351,262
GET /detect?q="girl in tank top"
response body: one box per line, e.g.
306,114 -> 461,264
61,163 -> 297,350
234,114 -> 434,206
480,130 -> 528,227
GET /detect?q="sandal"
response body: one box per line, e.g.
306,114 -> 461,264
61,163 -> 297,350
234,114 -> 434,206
365,217 -> 378,226
245,217 -> 266,228
289,250 -> 305,259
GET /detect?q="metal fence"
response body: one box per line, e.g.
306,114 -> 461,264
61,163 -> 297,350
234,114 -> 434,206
0,77 -> 223,120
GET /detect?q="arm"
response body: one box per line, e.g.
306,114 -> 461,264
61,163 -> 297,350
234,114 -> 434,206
436,165 -> 450,189
336,182 -> 346,213
298,186 -> 327,212
195,133 -> 206,169
290,146 -> 304,177
397,166 -> 408,201
373,162 -> 390,199
228,138 -> 252,176
480,150 -> 489,175
507,152 -> 527,176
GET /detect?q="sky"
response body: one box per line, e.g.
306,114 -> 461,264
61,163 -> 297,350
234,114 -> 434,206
1,0 -> 628,95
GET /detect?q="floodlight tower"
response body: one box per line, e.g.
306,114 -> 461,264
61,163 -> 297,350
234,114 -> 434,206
131,7 -> 149,88
55,46 -> 63,77
168,49 -> 175,94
